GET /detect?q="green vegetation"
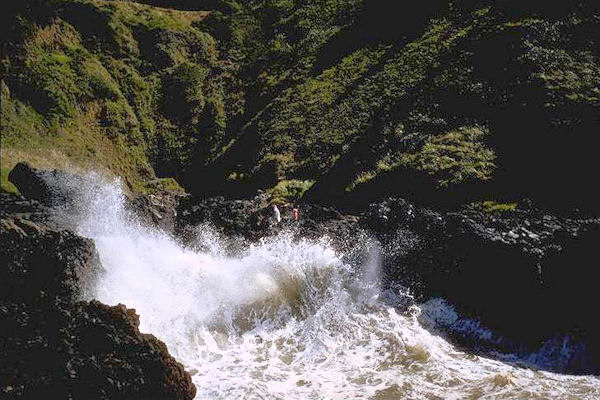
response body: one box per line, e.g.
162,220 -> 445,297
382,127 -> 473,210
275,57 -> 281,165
142,177 -> 185,194
1,0 -> 219,192
479,201 -> 518,213
1,167 -> 20,194
2,0 -> 599,209
394,127 -> 496,188
267,179 -> 314,204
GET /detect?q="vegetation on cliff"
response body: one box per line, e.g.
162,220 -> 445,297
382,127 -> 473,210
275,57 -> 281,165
1,0 -> 222,193
2,0 -> 599,210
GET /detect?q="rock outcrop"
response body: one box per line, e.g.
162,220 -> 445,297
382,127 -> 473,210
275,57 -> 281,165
175,194 -> 360,248
6,161 -> 600,376
363,197 -> 600,373
9,162 -> 182,233
177,192 -> 600,373
0,192 -> 196,399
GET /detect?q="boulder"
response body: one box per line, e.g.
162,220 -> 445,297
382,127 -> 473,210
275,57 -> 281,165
7,162 -> 53,204
8,163 -> 183,233
0,193 -> 196,399
7,162 -> 85,207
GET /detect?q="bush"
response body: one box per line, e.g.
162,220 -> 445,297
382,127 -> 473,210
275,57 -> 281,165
480,200 -> 518,213
396,126 -> 496,188
268,179 -> 314,203
161,62 -> 207,124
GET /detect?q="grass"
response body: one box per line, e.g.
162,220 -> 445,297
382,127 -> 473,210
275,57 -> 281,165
1,167 -> 20,194
395,127 -> 496,188
2,0 -> 223,194
141,177 -> 185,194
106,0 -> 210,32
1,91 -> 153,194
480,201 -> 518,213
267,179 -> 314,204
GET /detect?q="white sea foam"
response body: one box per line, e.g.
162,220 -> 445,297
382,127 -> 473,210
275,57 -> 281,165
53,175 -> 599,399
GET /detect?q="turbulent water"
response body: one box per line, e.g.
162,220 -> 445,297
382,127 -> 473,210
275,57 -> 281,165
54,175 -> 599,399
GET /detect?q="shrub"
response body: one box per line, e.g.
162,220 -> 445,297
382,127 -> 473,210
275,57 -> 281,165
396,126 -> 496,188
268,179 -> 314,203
161,62 -> 208,124
480,200 -> 518,213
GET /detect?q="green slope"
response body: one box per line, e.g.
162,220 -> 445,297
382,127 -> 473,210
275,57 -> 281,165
2,0 -> 599,211
1,0 -> 222,193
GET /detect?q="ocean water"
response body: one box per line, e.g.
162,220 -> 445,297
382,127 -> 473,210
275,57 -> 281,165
53,175 -> 600,399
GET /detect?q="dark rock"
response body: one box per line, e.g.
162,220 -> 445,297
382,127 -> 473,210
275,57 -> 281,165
129,191 -> 183,233
174,191 -> 600,373
7,162 -> 52,204
175,194 -> 268,243
175,194 -> 361,251
0,212 -> 100,304
8,163 -> 182,233
0,193 -> 196,399
8,162 -> 86,208
363,197 -> 600,373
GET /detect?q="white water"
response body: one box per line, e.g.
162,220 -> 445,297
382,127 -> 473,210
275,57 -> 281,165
56,175 -> 599,399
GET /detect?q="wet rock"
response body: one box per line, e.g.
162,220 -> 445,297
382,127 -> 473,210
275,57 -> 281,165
7,162 -> 52,204
176,194 -> 267,241
175,194 -> 361,250
0,193 -> 196,399
8,162 -> 86,208
8,163 -> 182,233
363,197 -> 600,373
129,191 -> 183,233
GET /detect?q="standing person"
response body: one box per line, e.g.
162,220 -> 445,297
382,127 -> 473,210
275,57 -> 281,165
272,204 -> 281,224
293,206 -> 298,222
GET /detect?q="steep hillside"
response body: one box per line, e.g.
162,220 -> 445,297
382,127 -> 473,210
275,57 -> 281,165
188,0 -> 600,211
2,0 -> 599,212
1,0 -> 223,193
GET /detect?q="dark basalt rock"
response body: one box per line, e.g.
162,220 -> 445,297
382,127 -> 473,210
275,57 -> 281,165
129,191 -> 183,233
363,197 -> 600,373
7,162 -> 52,204
9,162 -> 599,374
0,193 -> 196,399
173,190 -> 600,373
8,162 -> 182,233
176,194 -> 266,241
175,194 -> 361,250
8,162 -> 86,208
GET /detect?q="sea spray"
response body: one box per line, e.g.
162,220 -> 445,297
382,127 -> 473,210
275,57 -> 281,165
48,174 -> 600,400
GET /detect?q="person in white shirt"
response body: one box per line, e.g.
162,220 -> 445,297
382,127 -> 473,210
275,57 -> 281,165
272,204 -> 281,224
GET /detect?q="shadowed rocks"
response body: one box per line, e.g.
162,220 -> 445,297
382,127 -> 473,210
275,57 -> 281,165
0,192 -> 196,399
363,197 -> 600,373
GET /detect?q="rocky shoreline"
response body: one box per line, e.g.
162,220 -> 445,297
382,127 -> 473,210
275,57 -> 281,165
1,189 -> 196,399
2,162 -> 599,399
175,192 -> 600,373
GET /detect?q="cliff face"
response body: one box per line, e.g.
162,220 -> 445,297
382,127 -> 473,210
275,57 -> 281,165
3,1 -> 599,212
363,198 -> 600,370
0,192 -> 196,399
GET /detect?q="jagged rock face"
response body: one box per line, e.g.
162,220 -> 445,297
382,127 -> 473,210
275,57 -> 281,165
176,194 -> 271,241
0,193 -> 196,399
7,162 -> 87,208
176,194 -> 361,249
129,191 -> 182,233
363,197 -> 600,373
175,192 -> 600,372
9,162 -> 182,234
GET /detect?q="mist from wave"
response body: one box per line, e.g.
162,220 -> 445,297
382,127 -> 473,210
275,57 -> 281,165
51,174 -> 599,399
